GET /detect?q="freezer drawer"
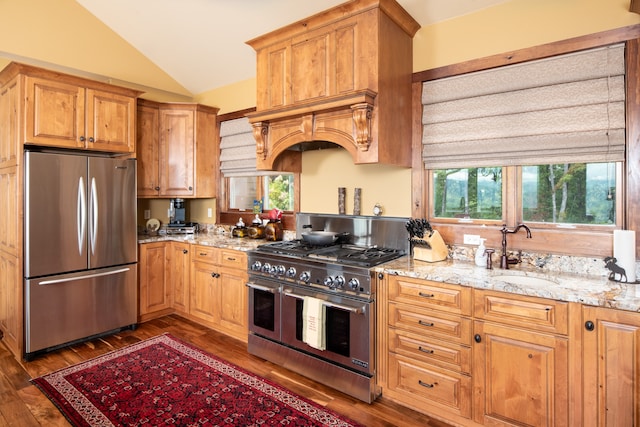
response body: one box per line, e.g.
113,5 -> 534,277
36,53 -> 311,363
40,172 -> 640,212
24,265 -> 137,357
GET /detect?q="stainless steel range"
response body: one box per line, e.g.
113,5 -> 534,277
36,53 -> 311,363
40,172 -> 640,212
246,213 -> 409,403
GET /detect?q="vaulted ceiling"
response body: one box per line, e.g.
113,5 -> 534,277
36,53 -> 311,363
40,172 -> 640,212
73,0 -> 510,95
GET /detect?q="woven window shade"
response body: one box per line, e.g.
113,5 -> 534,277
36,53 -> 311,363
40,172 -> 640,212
421,43 -> 625,169
219,117 -> 256,177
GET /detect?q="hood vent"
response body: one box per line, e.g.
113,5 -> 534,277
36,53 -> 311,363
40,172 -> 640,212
246,0 -> 420,171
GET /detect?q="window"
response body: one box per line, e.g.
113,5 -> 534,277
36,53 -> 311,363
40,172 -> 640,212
227,174 -> 295,212
432,167 -> 502,220
521,162 -> 617,225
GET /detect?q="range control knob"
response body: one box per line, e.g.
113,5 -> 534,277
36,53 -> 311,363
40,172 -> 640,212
299,271 -> 311,283
334,275 -> 346,289
323,276 -> 335,288
286,267 -> 297,278
251,261 -> 262,271
269,265 -> 278,275
276,265 -> 286,276
348,277 -> 360,291
261,263 -> 271,274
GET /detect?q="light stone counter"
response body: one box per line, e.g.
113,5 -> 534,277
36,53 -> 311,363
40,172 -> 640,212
377,256 -> 640,313
138,233 -> 264,252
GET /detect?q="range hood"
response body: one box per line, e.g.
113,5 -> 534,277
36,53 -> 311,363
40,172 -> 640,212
246,0 -> 420,171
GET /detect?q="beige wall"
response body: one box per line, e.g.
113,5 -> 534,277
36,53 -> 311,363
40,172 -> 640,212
197,0 -> 640,217
3,0 -> 639,221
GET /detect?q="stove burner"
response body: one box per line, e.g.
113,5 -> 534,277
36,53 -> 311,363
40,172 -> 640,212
256,240 -> 403,267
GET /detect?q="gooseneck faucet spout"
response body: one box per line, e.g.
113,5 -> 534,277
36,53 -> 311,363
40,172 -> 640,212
500,224 -> 532,269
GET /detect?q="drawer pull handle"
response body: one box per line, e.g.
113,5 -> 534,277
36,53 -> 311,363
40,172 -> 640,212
418,346 -> 434,354
418,320 -> 434,327
226,257 -> 236,261
418,292 -> 435,298
418,380 -> 435,388
200,252 -> 208,256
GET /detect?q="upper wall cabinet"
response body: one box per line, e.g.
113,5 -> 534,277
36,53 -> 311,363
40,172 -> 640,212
0,62 -> 141,154
246,0 -> 420,170
137,100 -> 219,198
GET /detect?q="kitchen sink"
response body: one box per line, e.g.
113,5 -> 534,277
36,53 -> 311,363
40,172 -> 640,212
491,274 -> 558,287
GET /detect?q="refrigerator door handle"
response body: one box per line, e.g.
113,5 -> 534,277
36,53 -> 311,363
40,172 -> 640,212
77,176 -> 86,256
89,177 -> 98,255
38,267 -> 131,285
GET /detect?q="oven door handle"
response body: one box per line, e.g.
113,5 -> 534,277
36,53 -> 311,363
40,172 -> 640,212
246,282 -> 279,293
283,290 -> 366,315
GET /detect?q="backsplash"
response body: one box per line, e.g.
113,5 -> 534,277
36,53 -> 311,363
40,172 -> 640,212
451,244 -> 639,279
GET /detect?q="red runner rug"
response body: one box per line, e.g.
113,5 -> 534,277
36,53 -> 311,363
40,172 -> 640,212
32,333 -> 362,426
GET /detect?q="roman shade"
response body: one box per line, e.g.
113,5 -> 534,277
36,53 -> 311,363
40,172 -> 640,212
421,43 -> 626,169
220,117 -> 282,177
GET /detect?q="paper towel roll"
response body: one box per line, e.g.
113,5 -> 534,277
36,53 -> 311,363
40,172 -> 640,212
614,230 -> 636,283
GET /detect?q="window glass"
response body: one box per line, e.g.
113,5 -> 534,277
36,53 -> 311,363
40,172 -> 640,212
229,176 -> 257,210
522,162 -> 617,224
432,167 -> 502,220
263,174 -> 294,211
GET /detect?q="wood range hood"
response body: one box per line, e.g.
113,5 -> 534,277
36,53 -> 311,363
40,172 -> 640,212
246,0 -> 420,172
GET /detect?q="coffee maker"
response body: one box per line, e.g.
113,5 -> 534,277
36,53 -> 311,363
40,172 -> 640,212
169,198 -> 186,225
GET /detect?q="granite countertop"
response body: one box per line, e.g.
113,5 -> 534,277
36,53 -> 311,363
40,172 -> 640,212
377,256 -> 640,313
138,233 -> 263,252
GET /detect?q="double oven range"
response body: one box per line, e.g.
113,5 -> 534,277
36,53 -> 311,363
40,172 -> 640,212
246,213 -> 408,402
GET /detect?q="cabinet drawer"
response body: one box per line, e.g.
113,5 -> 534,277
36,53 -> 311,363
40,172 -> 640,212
219,249 -> 246,269
388,275 -> 472,316
389,328 -> 471,374
389,303 -> 472,345
474,289 -> 568,335
388,353 -> 472,419
191,245 -> 219,265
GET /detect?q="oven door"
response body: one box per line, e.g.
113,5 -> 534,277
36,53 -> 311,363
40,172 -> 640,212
281,285 -> 374,376
247,277 -> 281,342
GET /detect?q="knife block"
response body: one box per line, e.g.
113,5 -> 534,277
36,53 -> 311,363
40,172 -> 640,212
411,230 -> 449,262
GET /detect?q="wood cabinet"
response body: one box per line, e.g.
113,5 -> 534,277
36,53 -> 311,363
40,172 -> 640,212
582,305 -> 640,426
246,0 -> 420,170
138,242 -> 172,321
472,289 -> 570,426
382,275 -> 473,421
136,100 -> 219,198
171,242 -> 191,314
189,245 -> 248,341
0,75 -> 20,168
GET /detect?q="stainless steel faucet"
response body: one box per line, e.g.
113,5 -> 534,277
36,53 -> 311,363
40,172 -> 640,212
500,224 -> 532,269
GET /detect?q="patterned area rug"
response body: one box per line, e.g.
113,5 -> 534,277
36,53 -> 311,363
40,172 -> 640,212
32,333 -> 362,426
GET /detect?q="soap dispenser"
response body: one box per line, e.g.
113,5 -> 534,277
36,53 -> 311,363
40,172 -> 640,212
475,238 -> 488,267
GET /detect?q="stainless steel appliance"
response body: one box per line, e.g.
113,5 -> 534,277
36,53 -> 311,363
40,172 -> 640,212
23,150 -> 138,360
247,213 -> 408,403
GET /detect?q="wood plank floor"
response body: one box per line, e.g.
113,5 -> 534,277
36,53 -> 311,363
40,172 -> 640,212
0,315 -> 453,426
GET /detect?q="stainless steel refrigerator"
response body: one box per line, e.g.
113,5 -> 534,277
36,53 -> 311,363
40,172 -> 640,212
24,150 -> 138,359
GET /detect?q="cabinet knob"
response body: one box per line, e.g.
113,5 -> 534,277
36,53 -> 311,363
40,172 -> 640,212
155,186 -> 160,191
79,136 -> 86,142
377,272 -> 384,280
182,249 -> 188,254
188,186 -> 193,191
585,320 -> 595,331
89,137 -> 94,143
474,334 -> 482,343
210,272 -> 220,278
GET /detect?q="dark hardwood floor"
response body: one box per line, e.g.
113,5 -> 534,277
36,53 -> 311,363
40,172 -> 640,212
0,315 -> 453,426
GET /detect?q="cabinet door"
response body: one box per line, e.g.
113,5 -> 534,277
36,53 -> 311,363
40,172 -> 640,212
25,77 -> 84,149
138,243 -> 172,318
171,242 -> 190,314
473,321 -> 569,426
190,260 -> 217,324
159,108 -> 194,196
137,103 -> 160,196
0,77 -> 20,167
0,167 -> 19,256
85,89 -> 136,153
583,306 -> 640,427
217,266 -> 248,339
0,250 -> 21,357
